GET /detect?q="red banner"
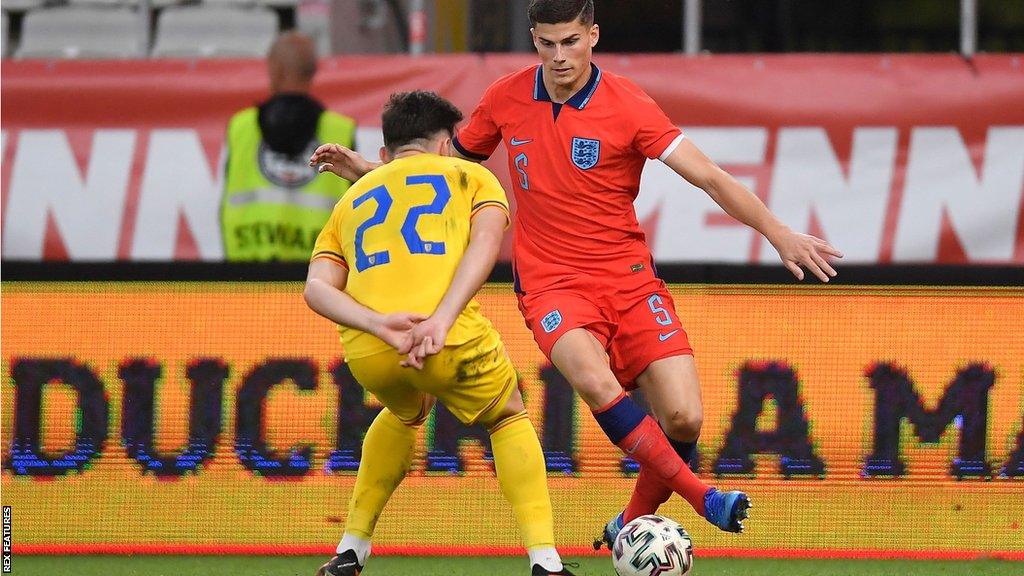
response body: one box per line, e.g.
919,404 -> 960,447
2,55 -> 1022,263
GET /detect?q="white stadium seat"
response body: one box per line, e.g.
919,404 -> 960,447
198,0 -> 258,5
202,0 -> 300,6
67,0 -> 183,8
0,0 -> 46,12
15,7 -> 143,59
1,11 -> 8,58
151,5 -> 278,58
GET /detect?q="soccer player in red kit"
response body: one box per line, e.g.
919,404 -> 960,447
311,0 -> 842,547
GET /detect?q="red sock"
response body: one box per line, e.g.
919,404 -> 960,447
623,465 -> 673,523
615,416 -> 708,516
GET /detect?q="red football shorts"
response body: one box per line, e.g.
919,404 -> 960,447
517,280 -> 693,389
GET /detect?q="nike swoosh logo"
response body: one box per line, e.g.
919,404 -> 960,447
625,437 -> 642,454
659,330 -> 679,341
510,137 -> 532,146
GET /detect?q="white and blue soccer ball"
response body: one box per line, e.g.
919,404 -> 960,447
611,514 -> 694,576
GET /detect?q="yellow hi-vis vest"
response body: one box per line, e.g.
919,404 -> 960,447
221,108 -> 356,261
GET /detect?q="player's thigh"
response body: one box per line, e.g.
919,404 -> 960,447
519,288 -> 620,409
421,330 -> 519,427
346,352 -> 430,425
517,288 -> 613,363
608,287 -> 694,388
549,327 -> 623,409
636,354 -> 704,441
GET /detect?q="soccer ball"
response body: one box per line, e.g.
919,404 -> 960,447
611,514 -> 694,576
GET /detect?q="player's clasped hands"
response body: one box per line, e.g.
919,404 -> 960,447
399,316 -> 449,370
371,312 -> 427,354
770,228 -> 844,282
370,311 -> 448,370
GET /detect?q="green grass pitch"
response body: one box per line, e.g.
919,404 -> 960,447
9,556 -> 1021,575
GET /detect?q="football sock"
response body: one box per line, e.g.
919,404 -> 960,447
669,436 -> 699,468
337,532 -> 371,566
593,393 -> 708,516
343,408 -> 417,540
624,466 -> 673,523
528,547 -> 564,572
489,411 -> 558,553
624,436 -> 697,523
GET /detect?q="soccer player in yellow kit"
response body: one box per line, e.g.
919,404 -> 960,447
304,91 -> 575,576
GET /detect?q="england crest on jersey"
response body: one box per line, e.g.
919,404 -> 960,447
541,310 -> 563,334
571,137 -> 600,170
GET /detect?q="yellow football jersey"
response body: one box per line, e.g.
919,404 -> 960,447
312,153 -> 510,359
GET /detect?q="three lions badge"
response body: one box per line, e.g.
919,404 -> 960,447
571,137 -> 600,170
541,310 -> 563,334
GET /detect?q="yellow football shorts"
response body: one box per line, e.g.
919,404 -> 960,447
346,328 -> 517,427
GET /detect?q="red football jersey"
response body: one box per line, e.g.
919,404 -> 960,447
454,63 -> 684,295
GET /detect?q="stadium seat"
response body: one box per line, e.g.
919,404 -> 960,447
1,0 -> 47,12
1,11 -> 7,58
15,7 -> 144,59
295,0 -> 331,54
151,5 -> 279,58
200,0 -> 300,7
67,0 -> 183,8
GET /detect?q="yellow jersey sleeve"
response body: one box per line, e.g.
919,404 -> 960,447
311,202 -> 348,268
465,162 -> 511,228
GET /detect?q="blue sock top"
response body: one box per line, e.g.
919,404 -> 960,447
593,394 -> 647,444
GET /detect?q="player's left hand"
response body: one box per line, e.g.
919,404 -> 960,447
770,228 -> 843,282
372,312 -> 427,353
400,316 -> 450,370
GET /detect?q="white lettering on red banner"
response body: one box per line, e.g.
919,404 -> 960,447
1,56 -> 1021,264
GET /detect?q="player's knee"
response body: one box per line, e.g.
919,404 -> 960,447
485,385 -> 526,425
661,409 -> 703,442
501,387 -> 525,414
570,368 -> 622,408
405,396 -> 435,428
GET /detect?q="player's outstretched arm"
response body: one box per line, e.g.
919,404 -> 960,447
308,143 -> 382,182
663,139 -> 844,282
304,258 -> 425,352
403,207 -> 507,369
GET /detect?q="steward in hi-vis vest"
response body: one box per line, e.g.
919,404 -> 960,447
221,31 -> 356,261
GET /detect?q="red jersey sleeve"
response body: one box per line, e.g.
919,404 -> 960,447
453,84 -> 502,161
627,83 -> 684,160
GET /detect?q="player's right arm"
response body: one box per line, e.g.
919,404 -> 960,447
304,259 -> 425,353
309,139 -> 480,178
309,143 -> 382,182
450,83 -> 503,163
304,204 -> 424,352
309,82 -> 503,177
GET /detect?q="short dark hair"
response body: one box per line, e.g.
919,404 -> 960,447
528,0 -> 594,26
381,91 -> 464,153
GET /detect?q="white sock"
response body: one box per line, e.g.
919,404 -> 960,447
337,533 -> 372,566
528,547 -> 563,571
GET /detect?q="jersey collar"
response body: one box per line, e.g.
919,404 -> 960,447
533,62 -> 602,110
